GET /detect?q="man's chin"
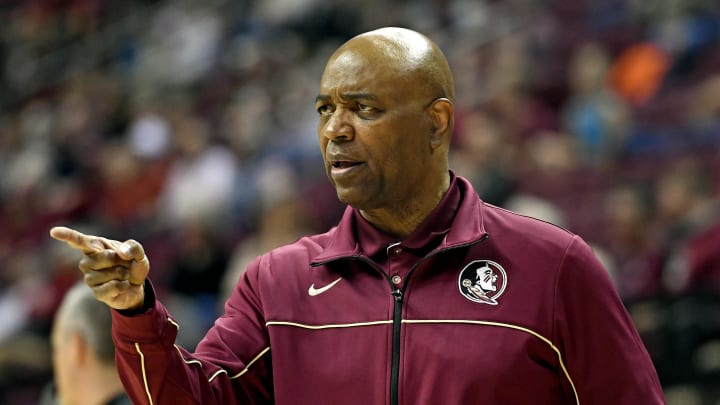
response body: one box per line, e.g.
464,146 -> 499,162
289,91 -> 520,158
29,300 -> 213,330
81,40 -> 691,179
335,188 -> 372,209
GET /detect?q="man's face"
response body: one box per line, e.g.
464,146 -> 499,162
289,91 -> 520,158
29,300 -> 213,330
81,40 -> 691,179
316,45 -> 436,211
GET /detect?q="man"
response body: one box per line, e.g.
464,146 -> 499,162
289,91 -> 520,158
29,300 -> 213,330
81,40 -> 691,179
50,27 -> 665,404
42,282 -> 130,405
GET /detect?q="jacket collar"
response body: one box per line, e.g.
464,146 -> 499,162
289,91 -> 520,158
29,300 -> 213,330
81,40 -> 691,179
311,172 -> 487,265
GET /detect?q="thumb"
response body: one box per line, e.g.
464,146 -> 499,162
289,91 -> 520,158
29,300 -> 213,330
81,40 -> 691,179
100,237 -> 146,262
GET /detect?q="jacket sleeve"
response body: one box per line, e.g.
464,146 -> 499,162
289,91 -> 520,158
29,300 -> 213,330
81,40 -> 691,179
111,256 -> 273,405
553,236 -> 665,404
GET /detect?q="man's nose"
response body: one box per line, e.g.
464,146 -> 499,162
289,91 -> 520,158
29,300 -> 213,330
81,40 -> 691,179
323,109 -> 354,141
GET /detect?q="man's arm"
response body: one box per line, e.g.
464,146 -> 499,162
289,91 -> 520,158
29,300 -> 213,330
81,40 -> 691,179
49,227 -> 274,404
110,277 -> 273,404
554,236 -> 665,404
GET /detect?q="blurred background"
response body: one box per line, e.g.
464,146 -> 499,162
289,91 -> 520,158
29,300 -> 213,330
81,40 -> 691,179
0,0 -> 718,403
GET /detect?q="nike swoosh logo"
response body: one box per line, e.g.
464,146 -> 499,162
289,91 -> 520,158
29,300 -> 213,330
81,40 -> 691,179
308,277 -> 342,296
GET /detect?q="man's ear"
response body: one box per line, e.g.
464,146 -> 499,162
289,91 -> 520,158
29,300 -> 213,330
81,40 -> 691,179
428,98 -> 453,149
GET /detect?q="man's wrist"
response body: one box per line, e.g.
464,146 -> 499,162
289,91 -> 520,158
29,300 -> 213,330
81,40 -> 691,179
116,280 -> 154,315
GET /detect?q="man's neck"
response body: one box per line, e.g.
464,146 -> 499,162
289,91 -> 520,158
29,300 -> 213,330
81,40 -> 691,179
360,173 -> 450,238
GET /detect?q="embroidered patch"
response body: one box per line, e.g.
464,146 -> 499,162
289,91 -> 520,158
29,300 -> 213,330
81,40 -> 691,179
458,260 -> 508,305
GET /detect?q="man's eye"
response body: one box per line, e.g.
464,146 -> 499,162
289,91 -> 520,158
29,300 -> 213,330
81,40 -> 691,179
316,104 -> 333,115
357,104 -> 374,112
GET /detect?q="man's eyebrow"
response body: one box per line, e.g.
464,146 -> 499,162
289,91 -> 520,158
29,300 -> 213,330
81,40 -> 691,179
315,93 -> 378,103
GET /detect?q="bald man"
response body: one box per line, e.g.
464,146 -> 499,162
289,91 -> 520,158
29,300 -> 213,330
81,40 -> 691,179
43,283 -> 130,405
50,27 -> 664,404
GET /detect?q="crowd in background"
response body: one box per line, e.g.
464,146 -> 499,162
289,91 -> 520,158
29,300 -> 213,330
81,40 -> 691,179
0,0 -> 719,403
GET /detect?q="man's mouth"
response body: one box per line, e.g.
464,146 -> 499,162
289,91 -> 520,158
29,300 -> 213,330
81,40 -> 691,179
332,161 -> 361,169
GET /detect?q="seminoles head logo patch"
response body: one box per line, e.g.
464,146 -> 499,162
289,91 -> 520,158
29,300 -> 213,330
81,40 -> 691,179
458,260 -> 507,305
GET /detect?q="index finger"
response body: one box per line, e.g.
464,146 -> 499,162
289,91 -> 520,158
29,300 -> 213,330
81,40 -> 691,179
49,226 -> 106,254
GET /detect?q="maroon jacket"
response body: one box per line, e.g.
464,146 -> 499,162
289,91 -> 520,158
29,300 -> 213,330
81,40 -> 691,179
111,175 -> 665,404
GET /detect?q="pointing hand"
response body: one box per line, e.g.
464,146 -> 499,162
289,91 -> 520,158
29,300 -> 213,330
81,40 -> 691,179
50,226 -> 149,310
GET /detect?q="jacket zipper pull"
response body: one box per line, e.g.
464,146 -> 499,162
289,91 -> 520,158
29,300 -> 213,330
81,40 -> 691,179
392,289 -> 403,302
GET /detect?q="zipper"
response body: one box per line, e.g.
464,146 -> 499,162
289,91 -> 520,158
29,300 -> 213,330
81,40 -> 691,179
313,254 -> 405,405
311,234 -> 490,405
388,234 -> 489,405
390,288 -> 403,405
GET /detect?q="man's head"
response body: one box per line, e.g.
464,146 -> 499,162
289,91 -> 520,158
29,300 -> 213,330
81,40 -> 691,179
316,27 -> 455,218
51,282 -> 123,405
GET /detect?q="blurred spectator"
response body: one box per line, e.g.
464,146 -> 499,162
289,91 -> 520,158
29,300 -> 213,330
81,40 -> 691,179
655,159 -> 720,295
158,113 -> 239,228
688,74 -> 720,143
164,219 -> 232,346
628,158 -> 720,396
135,2 -> 222,87
481,34 -> 559,144
602,184 -> 660,301
609,42 -> 671,106
92,140 -> 169,229
451,109 -> 518,206
521,130 -> 578,176
504,193 -> 567,228
40,282 -> 130,405
563,41 -> 631,166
